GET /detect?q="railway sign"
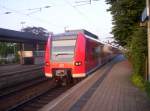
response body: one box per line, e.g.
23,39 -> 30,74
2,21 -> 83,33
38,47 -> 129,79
141,7 -> 148,22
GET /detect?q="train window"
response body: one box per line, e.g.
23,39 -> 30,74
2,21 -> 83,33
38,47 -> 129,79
51,39 -> 76,62
92,46 -> 100,59
33,51 -> 44,57
95,46 -> 101,54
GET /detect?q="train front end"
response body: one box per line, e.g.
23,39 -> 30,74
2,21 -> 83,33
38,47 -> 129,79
44,32 -> 86,84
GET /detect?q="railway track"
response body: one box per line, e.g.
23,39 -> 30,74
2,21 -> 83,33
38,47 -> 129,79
0,64 -> 82,111
0,64 -> 43,75
0,77 -> 48,97
0,66 -> 43,78
10,85 -> 72,111
0,76 -> 79,111
0,77 -> 53,111
0,66 -> 44,90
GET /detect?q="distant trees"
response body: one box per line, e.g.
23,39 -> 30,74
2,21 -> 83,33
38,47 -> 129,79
0,42 -> 15,57
0,42 -> 8,57
0,42 -> 18,64
22,26 -> 50,37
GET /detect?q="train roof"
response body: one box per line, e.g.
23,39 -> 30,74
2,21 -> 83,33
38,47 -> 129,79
52,29 -> 98,40
65,29 -> 98,39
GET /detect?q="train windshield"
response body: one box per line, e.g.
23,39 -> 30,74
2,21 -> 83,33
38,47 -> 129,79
51,38 -> 76,62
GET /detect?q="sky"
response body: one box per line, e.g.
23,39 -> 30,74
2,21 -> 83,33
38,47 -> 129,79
0,0 -> 113,41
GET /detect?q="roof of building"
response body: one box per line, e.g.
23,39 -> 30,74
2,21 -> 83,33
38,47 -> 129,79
0,28 -> 48,43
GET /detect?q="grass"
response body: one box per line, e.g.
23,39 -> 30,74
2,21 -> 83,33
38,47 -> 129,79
145,81 -> 150,97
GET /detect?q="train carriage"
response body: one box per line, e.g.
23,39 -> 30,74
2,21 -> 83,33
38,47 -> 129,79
44,29 -> 108,84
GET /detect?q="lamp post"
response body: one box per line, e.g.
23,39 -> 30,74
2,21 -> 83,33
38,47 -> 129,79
20,21 -> 26,31
146,0 -> 150,81
20,21 -> 25,64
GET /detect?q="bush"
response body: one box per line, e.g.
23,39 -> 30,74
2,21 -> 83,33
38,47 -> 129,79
131,73 -> 150,98
145,81 -> 150,97
131,73 -> 145,90
130,27 -> 147,75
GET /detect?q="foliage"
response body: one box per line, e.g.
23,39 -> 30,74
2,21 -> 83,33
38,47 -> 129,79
131,73 -> 150,98
0,42 -> 18,64
145,81 -> 150,97
0,42 -> 16,57
131,73 -> 145,90
129,27 -> 150,98
105,0 -> 145,46
22,26 -> 49,37
130,27 -> 147,75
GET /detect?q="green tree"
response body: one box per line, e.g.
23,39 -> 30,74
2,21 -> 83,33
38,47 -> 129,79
105,0 -> 145,46
0,42 -> 8,57
22,26 -> 49,37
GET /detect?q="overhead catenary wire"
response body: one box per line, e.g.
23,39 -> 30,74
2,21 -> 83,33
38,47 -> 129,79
0,1 -> 97,29
0,5 -> 61,28
0,0 -> 104,38
75,0 -> 90,3
64,0 -> 97,31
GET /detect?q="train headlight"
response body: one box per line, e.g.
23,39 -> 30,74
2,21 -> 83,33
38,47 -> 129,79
74,61 -> 82,66
45,62 -> 50,66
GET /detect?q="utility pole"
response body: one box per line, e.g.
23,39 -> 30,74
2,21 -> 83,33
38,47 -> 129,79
146,0 -> 150,81
89,0 -> 91,4
20,21 -> 25,31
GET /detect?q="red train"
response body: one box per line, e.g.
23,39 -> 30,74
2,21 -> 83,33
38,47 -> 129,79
44,29 -> 115,84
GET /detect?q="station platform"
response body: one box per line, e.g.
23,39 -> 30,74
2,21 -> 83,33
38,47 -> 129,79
40,55 -> 150,111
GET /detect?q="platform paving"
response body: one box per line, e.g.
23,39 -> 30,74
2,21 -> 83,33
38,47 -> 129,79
81,60 -> 150,111
40,55 -> 150,111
